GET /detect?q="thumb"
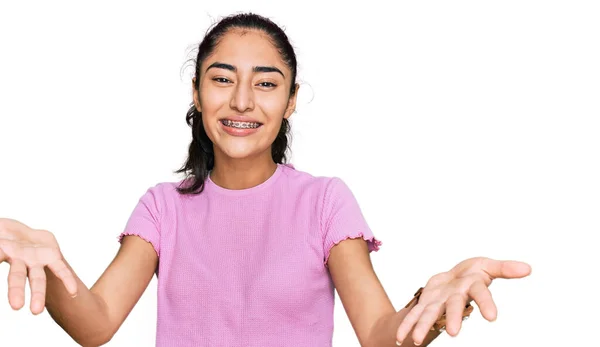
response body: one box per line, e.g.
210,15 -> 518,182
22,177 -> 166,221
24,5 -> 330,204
483,258 -> 532,279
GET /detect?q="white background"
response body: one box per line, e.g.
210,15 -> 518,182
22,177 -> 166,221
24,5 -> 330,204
1,1 -> 598,346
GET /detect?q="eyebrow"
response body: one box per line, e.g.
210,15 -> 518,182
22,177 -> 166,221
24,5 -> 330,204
206,62 -> 285,77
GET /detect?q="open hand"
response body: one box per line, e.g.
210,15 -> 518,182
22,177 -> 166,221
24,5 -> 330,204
0,218 -> 77,314
396,257 -> 532,345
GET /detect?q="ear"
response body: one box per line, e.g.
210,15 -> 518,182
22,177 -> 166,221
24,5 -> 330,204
192,78 -> 202,112
283,83 -> 300,119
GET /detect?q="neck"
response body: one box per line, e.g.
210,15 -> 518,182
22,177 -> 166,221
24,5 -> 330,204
210,152 -> 278,190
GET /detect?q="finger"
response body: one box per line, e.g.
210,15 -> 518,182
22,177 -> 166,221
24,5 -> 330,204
412,301 -> 445,345
7,260 -> 27,310
469,280 -> 497,321
396,303 -> 426,344
28,266 -> 47,315
482,258 -> 532,279
444,293 -> 468,336
47,258 -> 78,297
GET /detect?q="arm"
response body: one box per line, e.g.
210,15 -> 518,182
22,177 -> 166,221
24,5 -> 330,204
45,235 -> 157,346
327,238 -> 438,347
328,239 -> 532,346
46,186 -> 162,345
321,178 -> 531,345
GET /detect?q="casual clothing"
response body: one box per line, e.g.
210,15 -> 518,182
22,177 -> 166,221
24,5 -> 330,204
118,163 -> 381,346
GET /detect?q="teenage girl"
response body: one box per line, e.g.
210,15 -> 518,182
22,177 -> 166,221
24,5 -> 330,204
0,12 -> 531,347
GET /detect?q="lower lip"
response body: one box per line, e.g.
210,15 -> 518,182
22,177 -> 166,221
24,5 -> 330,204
219,121 -> 262,137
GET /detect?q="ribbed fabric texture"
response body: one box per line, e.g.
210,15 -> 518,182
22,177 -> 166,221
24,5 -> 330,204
118,163 -> 381,347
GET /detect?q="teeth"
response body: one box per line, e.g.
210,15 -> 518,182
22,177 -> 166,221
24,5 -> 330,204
222,119 -> 261,129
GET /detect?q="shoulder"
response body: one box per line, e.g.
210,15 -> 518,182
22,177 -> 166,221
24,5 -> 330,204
138,181 -> 181,201
278,164 -> 356,207
132,180 -> 189,213
278,163 -> 345,193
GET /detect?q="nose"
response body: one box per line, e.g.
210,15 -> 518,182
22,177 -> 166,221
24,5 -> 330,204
229,80 -> 255,113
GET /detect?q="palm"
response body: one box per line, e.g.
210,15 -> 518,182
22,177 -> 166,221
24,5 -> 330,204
396,256 -> 531,345
0,218 -> 77,314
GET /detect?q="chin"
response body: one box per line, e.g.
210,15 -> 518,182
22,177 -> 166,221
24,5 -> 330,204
219,143 -> 268,160
209,129 -> 277,161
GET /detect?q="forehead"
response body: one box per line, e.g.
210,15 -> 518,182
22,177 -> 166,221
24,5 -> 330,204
203,29 -> 288,73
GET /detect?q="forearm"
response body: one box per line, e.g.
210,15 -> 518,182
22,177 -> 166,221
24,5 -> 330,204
367,306 -> 440,347
44,258 -> 112,346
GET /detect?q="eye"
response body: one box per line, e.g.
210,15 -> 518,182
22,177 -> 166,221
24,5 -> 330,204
257,81 -> 277,88
212,77 -> 232,84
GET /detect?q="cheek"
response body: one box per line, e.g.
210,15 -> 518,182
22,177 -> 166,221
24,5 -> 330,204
199,87 -> 229,140
200,116 -> 215,143
200,86 -> 228,116
259,92 -> 290,120
259,101 -> 287,139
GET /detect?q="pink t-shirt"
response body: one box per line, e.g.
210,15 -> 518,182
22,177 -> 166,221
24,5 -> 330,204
118,163 -> 381,346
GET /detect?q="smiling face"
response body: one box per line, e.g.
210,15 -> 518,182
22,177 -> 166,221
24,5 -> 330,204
193,28 -> 298,163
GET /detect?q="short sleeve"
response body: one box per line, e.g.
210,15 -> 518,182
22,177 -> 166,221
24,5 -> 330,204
321,177 -> 381,265
117,185 -> 162,256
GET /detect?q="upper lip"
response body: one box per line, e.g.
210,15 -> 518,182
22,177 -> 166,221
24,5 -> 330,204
220,115 -> 262,124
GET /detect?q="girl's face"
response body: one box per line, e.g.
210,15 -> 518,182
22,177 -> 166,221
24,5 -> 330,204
193,29 -> 298,163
